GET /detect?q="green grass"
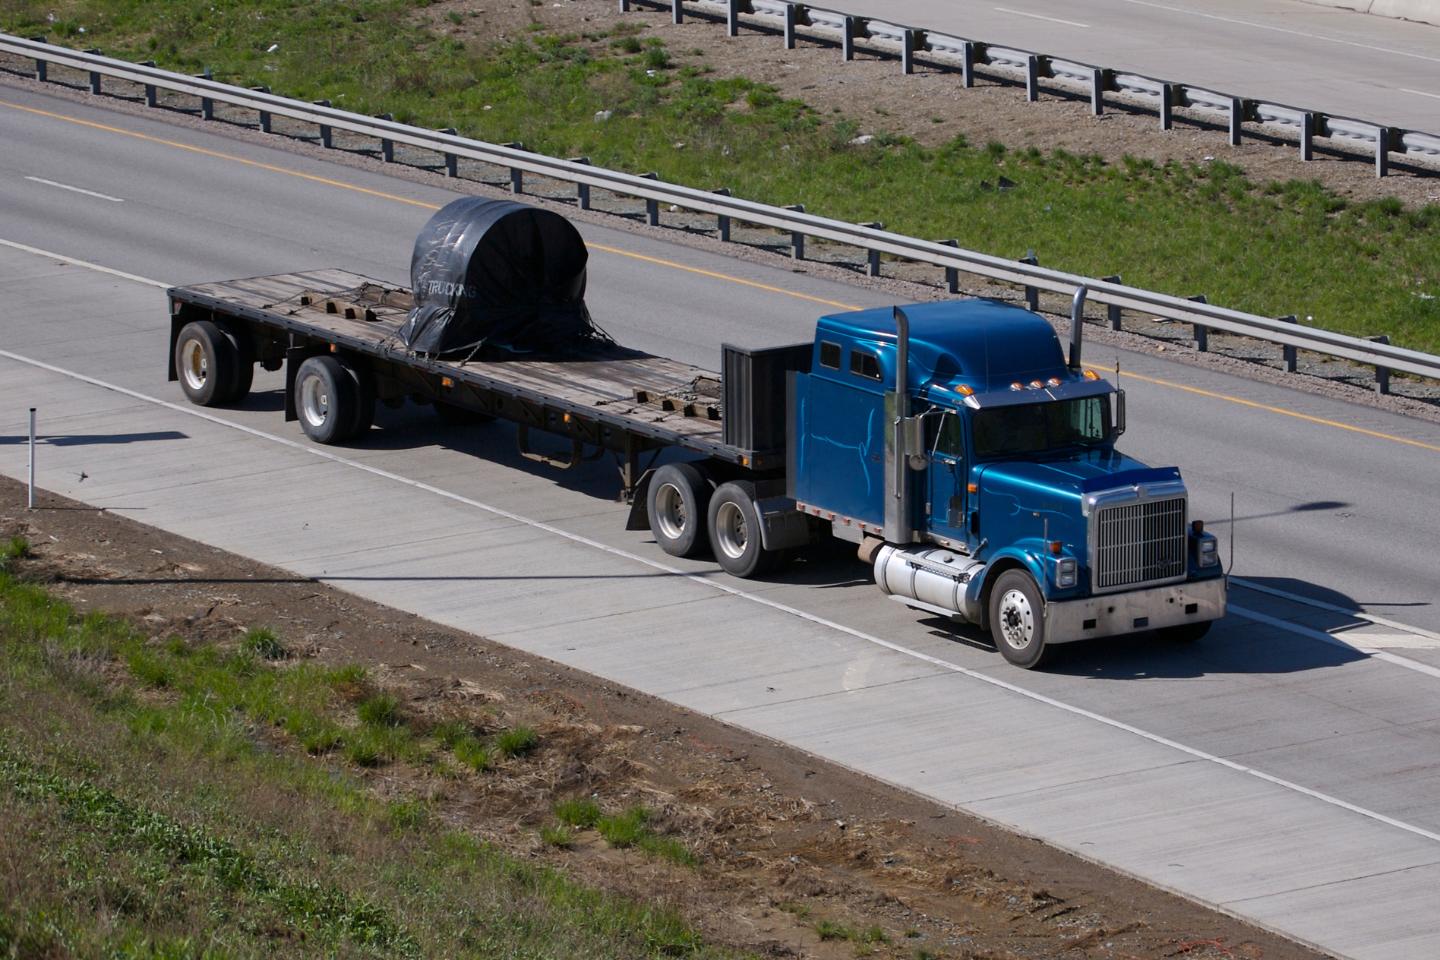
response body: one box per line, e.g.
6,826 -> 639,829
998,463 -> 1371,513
4,2 -> 1438,355
241,625 -> 288,660
0,558 -> 732,958
555,797 -> 603,829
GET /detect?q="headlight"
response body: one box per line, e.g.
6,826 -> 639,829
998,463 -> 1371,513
1056,557 -> 1078,588
1198,536 -> 1219,567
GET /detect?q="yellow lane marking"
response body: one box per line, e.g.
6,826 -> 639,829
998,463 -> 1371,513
588,244 -> 858,310
1120,369 -> 1440,454
7,97 -> 1439,455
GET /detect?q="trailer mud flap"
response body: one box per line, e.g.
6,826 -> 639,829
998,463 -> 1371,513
625,468 -> 657,531
283,346 -> 308,422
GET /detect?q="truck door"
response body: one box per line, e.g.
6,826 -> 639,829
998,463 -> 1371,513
926,408 -> 968,546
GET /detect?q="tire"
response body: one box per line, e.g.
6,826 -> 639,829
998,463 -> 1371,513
174,320 -> 239,407
338,356 -> 375,436
1157,621 -> 1211,643
217,322 -> 254,402
294,355 -> 358,444
707,480 -> 781,578
647,463 -> 712,558
988,569 -> 1049,669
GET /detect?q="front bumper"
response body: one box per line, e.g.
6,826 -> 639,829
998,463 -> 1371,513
1044,576 -> 1226,645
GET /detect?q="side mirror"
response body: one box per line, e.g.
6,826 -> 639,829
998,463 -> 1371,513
1114,390 -> 1127,438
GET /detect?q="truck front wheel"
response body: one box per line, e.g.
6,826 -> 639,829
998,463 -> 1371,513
988,570 -> 1049,669
708,480 -> 782,578
294,355 -> 358,444
648,463 -> 711,558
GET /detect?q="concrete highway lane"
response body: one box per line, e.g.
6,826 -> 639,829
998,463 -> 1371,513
836,0 -> 1440,132
5,84 -> 1440,958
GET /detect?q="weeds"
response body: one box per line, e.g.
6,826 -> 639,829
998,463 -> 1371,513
241,626 -> 288,660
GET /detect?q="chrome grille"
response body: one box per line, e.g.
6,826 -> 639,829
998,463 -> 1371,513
1094,497 -> 1187,590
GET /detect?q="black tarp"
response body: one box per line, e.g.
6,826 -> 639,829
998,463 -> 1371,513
399,197 -> 604,357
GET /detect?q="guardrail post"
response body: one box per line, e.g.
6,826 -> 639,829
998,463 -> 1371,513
139,61 -> 158,106
501,142 -> 525,193
642,172 -> 660,224
438,128 -> 458,177
1278,315 -> 1298,372
843,16 -> 858,61
785,204 -> 805,259
1025,55 -> 1040,102
314,100 -> 333,148
727,0 -> 740,36
784,5 -> 799,49
961,41 -> 977,89
857,223 -> 884,275
941,239 -> 961,293
1103,276 -> 1122,330
619,0 -> 629,9
197,69 -> 213,120
375,113 -> 394,160
902,29 -> 920,75
1159,83 -> 1174,131
30,37 -> 47,83
1300,112 -> 1315,162
1090,68 -> 1107,115
1369,335 -> 1391,394
672,0 -> 684,24
1188,294 -> 1209,351
1229,97 -> 1244,146
571,157 -> 593,209
712,187 -> 732,240
1019,250 -> 1038,311
85,49 -> 102,94
1376,127 -> 1392,178
27,407 -> 36,511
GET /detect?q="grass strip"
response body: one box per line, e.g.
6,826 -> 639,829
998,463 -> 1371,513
3,2 -> 1437,353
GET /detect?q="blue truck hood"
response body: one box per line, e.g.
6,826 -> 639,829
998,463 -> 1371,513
974,451 -> 1183,551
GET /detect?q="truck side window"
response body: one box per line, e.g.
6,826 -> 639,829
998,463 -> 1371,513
819,341 -> 841,369
849,349 -> 881,381
928,409 -> 962,458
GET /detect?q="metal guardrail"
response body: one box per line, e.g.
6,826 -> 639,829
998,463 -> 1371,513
630,0 -> 1440,178
4,32 -> 1440,385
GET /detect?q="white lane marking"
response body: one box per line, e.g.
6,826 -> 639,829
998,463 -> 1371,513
4,240 -> 1440,850
1113,0 -> 1440,65
993,6 -> 1090,28
24,176 -> 125,203
1401,88 -> 1440,102
1230,605 -> 1440,680
0,238 -> 168,289
1232,576 -> 1440,645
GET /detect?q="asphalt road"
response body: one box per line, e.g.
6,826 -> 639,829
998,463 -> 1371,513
836,0 -> 1440,132
5,83 -> 1440,958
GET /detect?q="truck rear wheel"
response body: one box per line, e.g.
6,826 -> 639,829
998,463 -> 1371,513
988,569 -> 1048,669
648,462 -> 711,558
295,355 -> 358,444
217,321 -> 254,402
708,480 -> 782,578
338,356 -> 375,436
175,320 -> 239,407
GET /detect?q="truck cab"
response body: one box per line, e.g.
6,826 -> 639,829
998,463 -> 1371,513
788,298 -> 1226,667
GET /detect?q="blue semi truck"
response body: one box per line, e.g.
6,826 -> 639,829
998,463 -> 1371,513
167,201 -> 1224,668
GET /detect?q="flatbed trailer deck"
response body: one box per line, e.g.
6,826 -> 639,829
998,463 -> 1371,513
166,269 -> 802,497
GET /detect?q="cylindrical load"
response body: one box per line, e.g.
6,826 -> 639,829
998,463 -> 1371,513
873,544 -> 984,621
399,197 -> 605,357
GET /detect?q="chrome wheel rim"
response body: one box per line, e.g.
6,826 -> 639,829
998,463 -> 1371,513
300,375 -> 330,429
181,338 -> 208,392
997,588 -> 1036,651
654,482 -> 689,542
714,500 -> 748,560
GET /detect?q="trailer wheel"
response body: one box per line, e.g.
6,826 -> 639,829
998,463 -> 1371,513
988,569 -> 1049,669
174,320 -> 239,407
648,463 -> 711,558
338,356 -> 375,436
1157,621 -> 1210,643
708,480 -> 782,578
294,355 -> 357,444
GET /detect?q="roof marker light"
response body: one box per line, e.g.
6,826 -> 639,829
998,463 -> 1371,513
1029,379 -> 1044,389
1010,382 -> 1023,391
1083,369 -> 1100,381
956,384 -> 975,396
1047,377 -> 1061,387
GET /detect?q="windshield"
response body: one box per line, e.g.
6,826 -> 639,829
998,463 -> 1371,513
973,396 -> 1112,458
